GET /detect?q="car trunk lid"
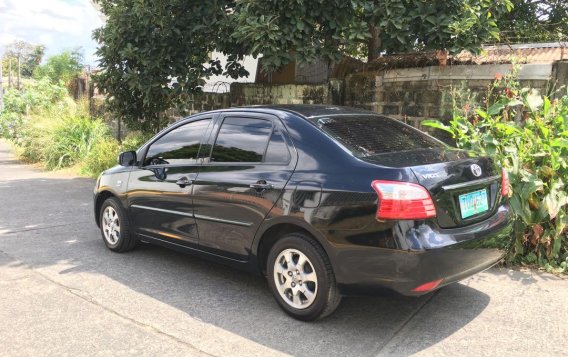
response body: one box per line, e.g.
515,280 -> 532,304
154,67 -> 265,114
365,148 -> 501,228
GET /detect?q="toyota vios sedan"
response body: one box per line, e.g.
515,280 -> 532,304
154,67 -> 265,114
94,105 -> 513,320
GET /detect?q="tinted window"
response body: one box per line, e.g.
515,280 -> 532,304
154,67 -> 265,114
211,118 -> 272,162
265,129 -> 290,163
315,115 -> 444,157
144,119 -> 210,165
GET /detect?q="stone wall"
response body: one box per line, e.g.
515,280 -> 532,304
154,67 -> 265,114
230,83 -> 331,106
344,63 -> 554,128
187,93 -> 230,115
95,61 -> 567,141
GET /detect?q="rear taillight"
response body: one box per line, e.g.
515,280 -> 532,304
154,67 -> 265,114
501,168 -> 510,197
371,180 -> 436,220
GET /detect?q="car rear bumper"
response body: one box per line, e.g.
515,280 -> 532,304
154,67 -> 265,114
332,204 -> 514,296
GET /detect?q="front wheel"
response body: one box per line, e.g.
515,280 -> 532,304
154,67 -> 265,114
267,233 -> 341,321
99,197 -> 137,252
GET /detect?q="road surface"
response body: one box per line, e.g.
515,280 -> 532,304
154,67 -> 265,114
0,140 -> 566,356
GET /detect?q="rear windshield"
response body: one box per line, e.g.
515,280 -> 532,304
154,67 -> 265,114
314,115 -> 444,157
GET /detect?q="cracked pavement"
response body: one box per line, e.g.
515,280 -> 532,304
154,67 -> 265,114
0,140 -> 567,357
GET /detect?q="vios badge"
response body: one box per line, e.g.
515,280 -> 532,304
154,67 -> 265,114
470,164 -> 482,177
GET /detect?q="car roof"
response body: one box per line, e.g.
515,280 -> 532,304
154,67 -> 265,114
224,104 -> 376,119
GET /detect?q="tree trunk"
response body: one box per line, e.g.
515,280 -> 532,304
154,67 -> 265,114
367,24 -> 381,63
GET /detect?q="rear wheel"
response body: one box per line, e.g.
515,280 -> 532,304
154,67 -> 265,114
99,197 -> 137,252
267,233 -> 341,321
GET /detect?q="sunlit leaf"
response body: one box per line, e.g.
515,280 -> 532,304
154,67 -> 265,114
526,89 -> 544,112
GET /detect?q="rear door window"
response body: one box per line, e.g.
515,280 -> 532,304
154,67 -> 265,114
211,117 -> 273,163
315,115 -> 444,157
144,119 -> 211,166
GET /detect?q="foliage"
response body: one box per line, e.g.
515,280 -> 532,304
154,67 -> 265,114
33,49 -> 84,85
498,0 -> 568,43
9,103 -> 139,177
2,41 -> 45,78
121,131 -> 154,152
0,75 -> 137,178
93,0 -> 248,133
81,136 -> 121,177
93,0 -> 512,133
79,130 -> 154,177
231,0 -> 513,68
0,79 -> 68,138
14,101 -> 108,169
423,70 -> 568,273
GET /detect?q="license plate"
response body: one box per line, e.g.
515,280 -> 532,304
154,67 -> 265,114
458,189 -> 489,219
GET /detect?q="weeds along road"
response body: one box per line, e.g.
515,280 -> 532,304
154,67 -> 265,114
0,140 -> 566,357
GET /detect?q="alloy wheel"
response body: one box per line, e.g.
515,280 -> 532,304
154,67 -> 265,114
273,248 -> 318,309
102,206 -> 120,245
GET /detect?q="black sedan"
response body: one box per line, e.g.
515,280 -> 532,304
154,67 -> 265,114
94,105 -> 514,321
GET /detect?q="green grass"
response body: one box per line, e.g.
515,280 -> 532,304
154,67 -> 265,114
1,75 -> 156,178
2,93 -> 148,177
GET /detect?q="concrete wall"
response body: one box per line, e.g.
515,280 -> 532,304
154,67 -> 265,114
187,93 -> 230,115
96,62 -> 567,141
552,61 -> 568,97
344,63 -> 553,128
230,83 -> 331,106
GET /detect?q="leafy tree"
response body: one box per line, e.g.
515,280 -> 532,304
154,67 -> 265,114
23,45 -> 46,77
93,0 -> 248,133
2,41 -> 45,78
33,49 -> 84,84
498,0 -> 568,43
231,0 -> 514,68
93,0 -> 513,132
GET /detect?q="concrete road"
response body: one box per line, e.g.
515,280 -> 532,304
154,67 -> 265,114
0,140 -> 566,357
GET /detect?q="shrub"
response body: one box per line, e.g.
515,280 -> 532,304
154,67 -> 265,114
45,116 -> 110,170
423,70 -> 568,273
15,108 -> 112,170
121,131 -> 153,152
81,136 -> 121,177
1,62 -> 135,179
0,79 -> 68,139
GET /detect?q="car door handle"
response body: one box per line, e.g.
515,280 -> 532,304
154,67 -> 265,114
176,177 -> 193,188
250,181 -> 273,190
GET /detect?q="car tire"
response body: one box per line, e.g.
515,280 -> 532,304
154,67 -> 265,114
267,232 -> 341,321
99,197 -> 137,252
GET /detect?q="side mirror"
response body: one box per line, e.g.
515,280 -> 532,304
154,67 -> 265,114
118,151 -> 137,167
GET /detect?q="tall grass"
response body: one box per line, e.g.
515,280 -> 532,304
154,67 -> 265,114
1,80 -> 148,177
0,51 -> 132,176
14,100 -> 114,171
80,137 -> 121,177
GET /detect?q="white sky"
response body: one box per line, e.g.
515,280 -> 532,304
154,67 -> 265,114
0,0 -> 103,65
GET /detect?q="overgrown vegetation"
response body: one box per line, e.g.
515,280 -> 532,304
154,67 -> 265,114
33,49 -> 84,84
1,40 -> 45,78
423,70 -> 568,273
0,62 -> 148,178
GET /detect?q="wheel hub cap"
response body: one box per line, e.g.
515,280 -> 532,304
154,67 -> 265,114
102,206 -> 120,245
273,249 -> 318,309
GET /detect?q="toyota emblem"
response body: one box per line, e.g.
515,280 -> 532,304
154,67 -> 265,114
471,164 -> 482,177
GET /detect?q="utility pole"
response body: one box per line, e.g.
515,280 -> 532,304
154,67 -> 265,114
8,57 -> 12,89
17,55 -> 21,90
0,55 -> 4,112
